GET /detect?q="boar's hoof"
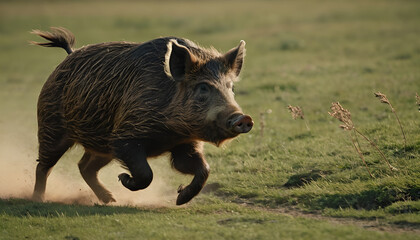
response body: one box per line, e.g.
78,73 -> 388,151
32,192 -> 44,202
118,173 -> 152,191
177,184 -> 185,193
98,192 -> 116,204
176,185 -> 197,205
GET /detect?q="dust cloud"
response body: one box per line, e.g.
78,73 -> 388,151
0,132 -> 180,207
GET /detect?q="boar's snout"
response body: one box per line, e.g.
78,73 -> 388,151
227,114 -> 253,134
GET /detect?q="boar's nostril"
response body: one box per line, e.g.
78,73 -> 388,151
231,115 -> 253,134
227,114 -> 241,128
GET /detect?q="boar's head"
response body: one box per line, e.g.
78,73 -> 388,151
164,39 -> 253,146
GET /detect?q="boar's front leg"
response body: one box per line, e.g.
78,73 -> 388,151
113,140 -> 153,191
171,142 -> 210,205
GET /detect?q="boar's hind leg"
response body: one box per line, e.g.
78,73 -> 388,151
113,140 -> 153,191
78,152 -> 115,203
33,132 -> 73,202
171,142 -> 210,205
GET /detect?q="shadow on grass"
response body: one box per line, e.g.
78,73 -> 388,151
0,198 -> 164,218
312,185 -> 420,210
287,132 -> 314,141
383,142 -> 420,159
284,170 -> 332,188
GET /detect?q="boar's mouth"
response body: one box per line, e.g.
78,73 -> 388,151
202,114 -> 253,146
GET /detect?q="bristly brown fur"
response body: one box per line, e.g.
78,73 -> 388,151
31,27 -> 251,205
37,37 -> 230,155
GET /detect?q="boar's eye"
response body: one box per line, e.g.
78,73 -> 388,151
197,83 -> 210,95
195,83 -> 211,103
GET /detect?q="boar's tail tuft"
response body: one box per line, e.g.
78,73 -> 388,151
30,27 -> 75,55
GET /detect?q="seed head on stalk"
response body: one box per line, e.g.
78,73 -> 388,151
328,102 -> 354,131
416,93 -> 420,111
288,105 -> 304,120
374,92 -> 391,106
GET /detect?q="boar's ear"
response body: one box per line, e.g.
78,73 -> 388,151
164,39 -> 197,82
223,40 -> 246,76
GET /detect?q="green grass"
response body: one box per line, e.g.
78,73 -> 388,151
1,0 -> 419,239
1,198 -> 418,240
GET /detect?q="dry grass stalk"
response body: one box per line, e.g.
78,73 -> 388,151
260,112 -> 265,138
416,93 -> 420,111
259,109 -> 272,138
374,92 -> 406,149
329,102 -> 397,173
288,105 -> 310,131
354,128 -> 398,172
348,131 -> 374,178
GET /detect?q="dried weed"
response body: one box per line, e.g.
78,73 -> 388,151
329,102 -> 397,176
288,105 -> 310,131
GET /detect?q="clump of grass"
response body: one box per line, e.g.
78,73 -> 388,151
288,105 -> 310,131
374,92 -> 406,149
416,92 -> 420,112
329,102 -> 397,176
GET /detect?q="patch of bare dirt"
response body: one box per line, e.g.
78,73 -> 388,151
237,202 -> 420,234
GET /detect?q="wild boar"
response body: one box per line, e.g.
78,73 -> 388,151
31,27 -> 253,205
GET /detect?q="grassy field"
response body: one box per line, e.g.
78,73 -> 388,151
0,0 -> 419,239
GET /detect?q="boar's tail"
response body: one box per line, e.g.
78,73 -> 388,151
30,27 -> 75,55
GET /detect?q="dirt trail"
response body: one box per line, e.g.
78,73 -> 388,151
236,202 -> 420,234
